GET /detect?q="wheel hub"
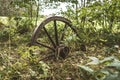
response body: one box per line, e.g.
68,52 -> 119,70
56,46 -> 69,59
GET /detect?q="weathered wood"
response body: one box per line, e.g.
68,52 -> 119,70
30,16 -> 78,59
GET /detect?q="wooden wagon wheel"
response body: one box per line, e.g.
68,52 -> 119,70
31,16 -> 78,59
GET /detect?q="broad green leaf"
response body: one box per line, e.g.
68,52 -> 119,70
87,57 -> 100,65
107,61 -> 120,71
95,69 -> 109,80
104,73 -> 119,80
100,56 -> 117,64
77,65 -> 94,74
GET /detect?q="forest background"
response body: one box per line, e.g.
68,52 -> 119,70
0,0 -> 120,80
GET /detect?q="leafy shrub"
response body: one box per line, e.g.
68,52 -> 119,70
0,45 -> 50,80
15,18 -> 34,35
0,27 -> 14,42
77,56 -> 120,80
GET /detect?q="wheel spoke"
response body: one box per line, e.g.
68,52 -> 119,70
35,41 -> 55,52
54,20 -> 59,46
43,27 -> 56,48
31,16 -> 77,56
60,24 -> 67,41
70,26 -> 80,38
